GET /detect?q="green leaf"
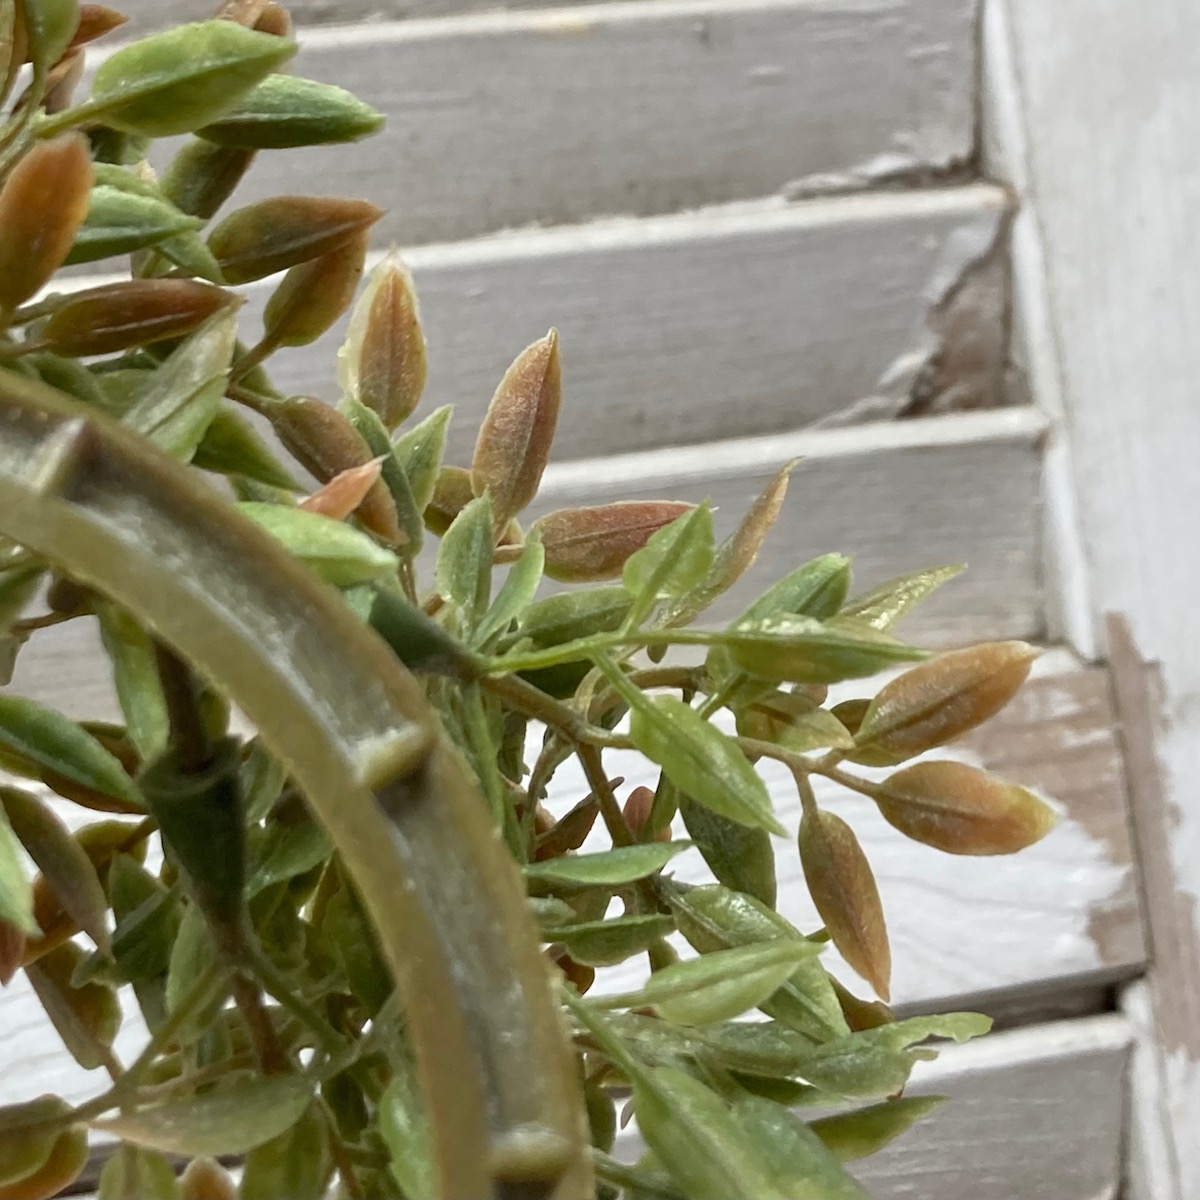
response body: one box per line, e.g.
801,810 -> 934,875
599,940 -> 821,1026
86,21 -> 297,138
735,554 -> 852,625
724,617 -> 927,685
0,1096 -> 70,1189
109,854 -> 180,983
93,1076 -> 312,1156
123,310 -> 237,460
472,531 -> 543,649
248,815 -> 330,895
241,739 -> 288,824
0,563 -> 43,635
165,903 -> 226,1037
626,694 -> 783,836
393,405 -> 451,515
623,503 -> 714,627
810,1096 -> 946,1161
731,1095 -> 869,1199
67,185 -> 203,266
22,0 -> 78,70
241,1103 -> 331,1200
840,565 -> 964,631
524,841 -> 690,887
0,694 -> 141,810
0,787 -> 111,950
517,586 -> 632,649
192,408 -> 301,491
735,691 -> 854,755
791,1013 -> 991,1099
97,602 -> 169,762
98,1144 -> 181,1199
679,797 -> 777,908
338,395 -> 423,552
198,74 -> 385,148
665,884 -> 848,1041
0,804 -> 36,935
380,1065 -> 435,1200
436,494 -> 494,626
633,1066 -> 791,1200
238,502 -> 399,586
551,914 -> 675,967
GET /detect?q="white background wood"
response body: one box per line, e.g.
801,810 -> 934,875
611,1014 -> 1132,1200
132,0 -> 977,246
254,187 -> 1011,462
989,0 -> 1200,1194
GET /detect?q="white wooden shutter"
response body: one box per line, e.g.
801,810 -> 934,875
2,1 -> 1158,1196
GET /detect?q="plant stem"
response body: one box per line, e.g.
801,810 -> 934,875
488,628 -> 727,675
153,643 -> 213,771
577,743 -> 634,849
245,941 -> 345,1054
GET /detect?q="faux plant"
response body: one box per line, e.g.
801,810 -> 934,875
0,3 -> 1058,1198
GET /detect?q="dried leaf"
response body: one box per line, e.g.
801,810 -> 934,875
0,1124 -> 88,1200
854,641 -> 1039,761
261,229 -> 368,348
209,195 -> 381,284
37,279 -> 237,357
0,1097 -> 69,1189
840,565 -> 964,632
26,941 -> 122,1070
0,919 -> 23,986
338,251 -> 426,429
799,808 -> 890,1000
875,761 -> 1058,855
533,501 -> 695,583
299,456 -> 384,521
471,330 -> 561,526
0,134 -> 92,314
69,5 -> 127,49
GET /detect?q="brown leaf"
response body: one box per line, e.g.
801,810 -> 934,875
300,456 -> 385,521
68,6 -> 129,49
339,252 -> 426,430
0,1126 -> 88,1200
471,330 -> 561,525
262,228 -> 369,348
532,501 -> 695,582
709,458 -> 798,594
0,134 -> 92,315
799,807 -> 891,1000
37,280 -> 238,357
623,785 -> 672,843
423,465 -> 475,536
0,918 -> 23,986
855,641 -> 1039,763
252,1 -> 292,36
875,760 -> 1058,855
209,195 -> 381,284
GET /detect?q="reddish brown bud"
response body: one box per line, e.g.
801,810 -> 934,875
534,792 -> 603,860
338,251 -> 426,430
799,807 -> 891,1000
252,1 -> 292,36
0,918 -> 24,986
36,279 -> 237,357
0,134 -> 92,316
623,786 -> 671,842
180,1157 -> 239,1200
209,195 -> 382,284
68,6 -> 128,49
424,465 -> 475,536
547,946 -> 594,995
471,330 -> 561,525
271,397 -> 401,543
532,501 -> 695,582
876,760 -> 1058,856
262,228 -> 368,348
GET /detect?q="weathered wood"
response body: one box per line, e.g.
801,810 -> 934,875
609,1013 -> 1132,1200
130,0 -> 975,245
247,185 -> 1011,462
991,0 -> 1200,1193
8,408 -> 1046,718
572,656 -> 1143,1013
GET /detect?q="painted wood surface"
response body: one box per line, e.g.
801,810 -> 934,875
991,0 -> 1200,1193
241,186 -> 1010,463
130,0 -> 975,245
8,408 -> 1046,719
569,655 -> 1143,1015
608,1013 -> 1133,1200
